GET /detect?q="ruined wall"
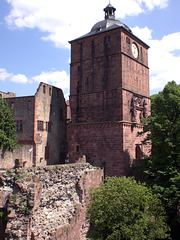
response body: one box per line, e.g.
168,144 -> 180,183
0,82 -> 67,169
0,145 -> 34,169
0,163 -> 103,240
6,96 -> 35,143
0,91 -> 16,98
34,83 -> 67,166
0,96 -> 36,169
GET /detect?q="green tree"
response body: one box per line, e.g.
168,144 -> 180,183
139,81 -> 180,239
0,99 -> 17,150
87,176 -> 170,240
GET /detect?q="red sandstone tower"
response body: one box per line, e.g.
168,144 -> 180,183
69,4 -> 150,176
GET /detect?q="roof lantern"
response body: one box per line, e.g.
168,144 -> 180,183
104,3 -> 116,20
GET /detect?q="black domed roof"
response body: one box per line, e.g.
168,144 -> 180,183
70,4 -> 132,42
91,3 -> 132,33
91,19 -> 132,33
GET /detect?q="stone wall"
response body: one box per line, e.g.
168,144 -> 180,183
0,82 -> 67,169
34,83 -> 67,166
0,163 -> 103,240
69,24 -> 150,177
0,145 -> 34,169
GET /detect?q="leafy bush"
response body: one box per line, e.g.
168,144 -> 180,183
87,176 -> 171,240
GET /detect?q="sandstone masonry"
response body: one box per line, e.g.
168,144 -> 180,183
68,4 -> 150,176
0,163 -> 103,240
0,82 -> 67,169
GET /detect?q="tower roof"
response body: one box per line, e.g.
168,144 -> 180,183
70,4 -> 133,42
91,3 -> 132,34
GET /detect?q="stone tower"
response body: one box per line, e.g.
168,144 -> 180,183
68,4 -> 150,176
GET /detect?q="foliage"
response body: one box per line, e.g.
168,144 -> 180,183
138,81 -> 180,238
0,98 -> 17,150
87,176 -> 171,240
0,211 -> 7,223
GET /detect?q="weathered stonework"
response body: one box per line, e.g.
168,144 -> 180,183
0,163 -> 103,239
0,82 -> 67,169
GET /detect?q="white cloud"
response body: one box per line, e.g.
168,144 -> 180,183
11,74 -> 28,83
0,68 -> 12,81
132,28 -> 180,93
0,67 -> 70,98
5,0 -> 169,49
140,0 -> 168,10
131,26 -> 152,43
0,69 -> 28,83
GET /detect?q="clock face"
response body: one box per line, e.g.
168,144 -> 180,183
132,43 -> 138,59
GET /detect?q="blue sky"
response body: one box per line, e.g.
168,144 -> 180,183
0,0 -> 180,99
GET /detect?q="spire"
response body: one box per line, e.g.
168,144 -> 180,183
104,3 -> 116,20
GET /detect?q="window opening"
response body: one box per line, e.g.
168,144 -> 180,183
43,85 -> 46,93
50,104 -> 52,115
45,145 -> 50,159
28,101 -> 31,111
37,120 -> 44,131
14,159 -> 19,168
104,37 -> 107,44
46,122 -> 51,132
126,37 -> 130,44
76,145 -> 79,152
16,121 -> 23,131
11,102 -> 14,110
135,145 -> 141,159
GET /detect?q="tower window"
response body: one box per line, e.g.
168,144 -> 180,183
135,144 -> 142,159
76,145 -> 79,152
126,37 -> 130,44
91,41 -> 95,57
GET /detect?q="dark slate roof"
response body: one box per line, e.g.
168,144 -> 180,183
90,18 -> 132,34
70,19 -> 132,42
104,3 -> 116,11
69,4 -> 132,42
